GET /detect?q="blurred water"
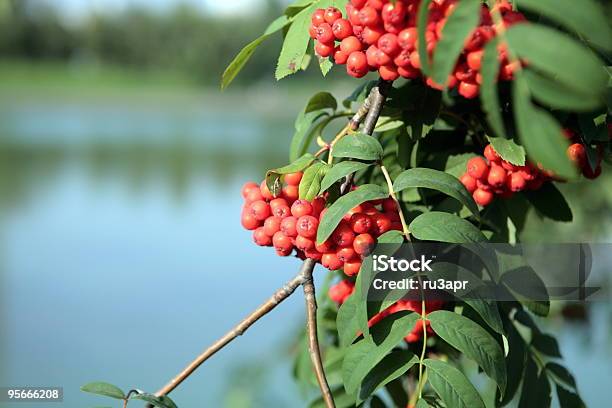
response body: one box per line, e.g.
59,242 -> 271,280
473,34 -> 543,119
0,93 -> 610,408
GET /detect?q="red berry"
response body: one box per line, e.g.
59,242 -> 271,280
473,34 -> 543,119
291,199 -> 313,218
350,0 -> 367,7
284,172 -> 303,186
332,221 -> 356,247
567,143 -> 587,167
324,7 -> 343,24
409,51 -> 421,69
371,213 -> 392,235
329,280 -> 355,304
460,173 -> 477,193
282,184 -> 299,201
473,188 -> 494,206
332,18 -> 353,40
343,258 -> 362,276
381,1 -> 406,25
362,25 -> 384,44
245,188 -> 263,203
315,41 -> 335,57
507,172 -> 526,192
337,246 -> 356,262
309,24 -> 318,39
467,157 -> 489,180
487,164 -> 507,188
393,49 -> 411,67
315,239 -> 335,253
311,197 -> 326,217
253,228 -> 272,246
305,249 -> 323,261
466,50 -> 483,71
241,182 -> 259,199
322,252 -> 344,270
249,200 -> 271,221
269,197 -> 288,210
334,48 -> 349,64
458,81 -> 479,99
340,36 -> 363,54
273,231 -> 293,252
359,6 -> 379,27
484,145 -> 500,163
398,28 -> 417,50
271,203 -> 291,218
295,235 -> 315,251
353,233 -> 376,255
382,198 -> 397,213
350,213 -> 372,233
378,33 -> 400,56
347,51 -> 368,77
379,64 -> 399,81
280,216 -> 298,237
583,164 -> 602,179
260,180 -> 274,200
315,23 -> 335,44
398,65 -> 420,79
263,216 -> 282,236
241,212 -> 260,230
312,9 -> 326,27
296,215 -> 319,238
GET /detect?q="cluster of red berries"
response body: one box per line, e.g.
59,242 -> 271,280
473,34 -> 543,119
564,129 -> 603,180
310,0 -> 524,98
459,144 -> 551,206
329,280 -> 443,343
241,173 -> 403,275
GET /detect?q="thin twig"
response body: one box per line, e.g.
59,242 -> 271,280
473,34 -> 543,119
302,261 -> 335,408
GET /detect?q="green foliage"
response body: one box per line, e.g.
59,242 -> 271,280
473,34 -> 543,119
423,359 -> 486,408
332,134 -> 385,162
409,212 -> 487,243
80,382 -> 125,400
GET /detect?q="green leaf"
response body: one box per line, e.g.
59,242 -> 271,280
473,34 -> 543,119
80,382 -> 125,400
481,39 -> 504,138
393,168 -> 480,217
423,359 -> 486,408
342,312 -> 419,395
523,182 -> 572,222
497,319 -> 527,407
332,133 -> 384,161
486,136 -> 526,166
290,110 -> 327,161
415,399 -> 430,408
464,298 -> 504,335
337,290 -> 362,347
501,266 -> 550,317
356,350 -> 418,405
309,386 -> 356,408
409,212 -> 487,243
518,358 -> 551,408
266,153 -> 316,195
546,363 -> 576,391
299,162 -> 328,200
416,0 -> 434,75
305,92 -> 337,113
431,0 -> 481,86
523,70 -> 604,112
221,15 -> 290,89
556,385 -> 585,408
516,0 -> 612,52
505,24 -> 607,98
319,56 -> 334,77
130,393 -> 178,408
428,311 -> 507,395
512,78 -> 576,179
320,161 -> 371,192
318,184 -> 389,244
532,333 -> 562,357
276,6 -> 314,80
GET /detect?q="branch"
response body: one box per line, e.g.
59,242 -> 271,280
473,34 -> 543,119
302,261 -> 335,408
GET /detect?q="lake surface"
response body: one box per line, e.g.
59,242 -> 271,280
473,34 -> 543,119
0,88 -> 610,408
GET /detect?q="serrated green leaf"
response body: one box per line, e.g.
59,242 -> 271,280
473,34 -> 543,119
486,136 -> 526,166
320,161 -> 371,192
512,78 -> 576,179
319,56 -> 334,76
318,184 -> 389,243
481,38 -> 504,138
221,15 -> 290,89
431,0 -> 481,86
416,0 -> 434,75
423,359 -> 486,408
516,0 -> 612,52
266,153 -> 316,195
80,382 -> 125,400
356,350 -> 418,405
518,358 -> 551,408
305,92 -> 337,113
393,168 -> 480,217
276,6 -> 314,80
523,70 -> 604,112
428,311 -> 507,395
409,212 -> 487,243
523,182 -> 572,222
130,393 -> 178,408
332,133 -> 384,161
299,162 -> 328,200
342,312 -> 419,395
506,24 -> 607,98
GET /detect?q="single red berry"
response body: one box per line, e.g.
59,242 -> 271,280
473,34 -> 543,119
467,157 -> 489,180
359,6 -> 380,27
473,188 -> 494,206
379,64 -> 399,81
350,0 -> 367,7
291,200 -> 313,218
284,172 -> 303,186
245,188 -> 263,203
275,248 -> 292,257
567,143 -> 587,167
337,246 -> 356,262
263,216 -> 282,236
340,36 -> 363,54
253,227 -> 272,246
332,18 -> 353,40
332,221 -> 356,247
484,144 -> 501,163
398,27 -> 418,50
322,252 -> 344,270
260,180 -> 274,200
458,81 -> 479,99
282,184 -> 299,201
371,213 -> 392,235
466,50 -> 483,71
249,200 -> 271,221
460,173 -> 477,193
398,65 -> 420,79
382,198 -> 397,213
311,197 -> 326,217
305,249 -> 323,261
269,197 -> 288,210
350,213 -> 372,234
393,49 -> 411,67
241,182 -> 259,199
362,25 -> 384,44
343,258 -> 362,276
487,164 -> 507,188
353,233 -> 376,255
583,164 -> 602,179
366,45 -> 380,67
347,4 -> 362,25
329,280 -> 355,304
315,239 -> 335,253
315,41 -> 335,57
374,48 -> 392,66
381,1 -> 406,25
295,235 -> 315,251
507,172 -> 526,192
311,8 -> 326,27
271,203 -> 291,218
347,51 -> 368,77
296,215 -> 319,238
334,48 -> 349,64
309,24 -> 318,39
273,231 -> 293,252
324,7 -> 343,24
409,51 -> 421,69
315,23 -> 335,44
378,33 -> 400,56
280,216 -> 298,237
241,212 -> 260,230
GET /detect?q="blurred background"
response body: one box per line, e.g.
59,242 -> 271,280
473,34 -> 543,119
0,0 -> 610,407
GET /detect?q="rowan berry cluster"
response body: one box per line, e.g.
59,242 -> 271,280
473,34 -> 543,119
241,173 -> 403,275
310,0 -> 524,98
329,280 -> 443,343
459,144 -> 550,206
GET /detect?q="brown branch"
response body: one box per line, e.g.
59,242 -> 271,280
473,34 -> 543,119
302,261 -> 335,408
